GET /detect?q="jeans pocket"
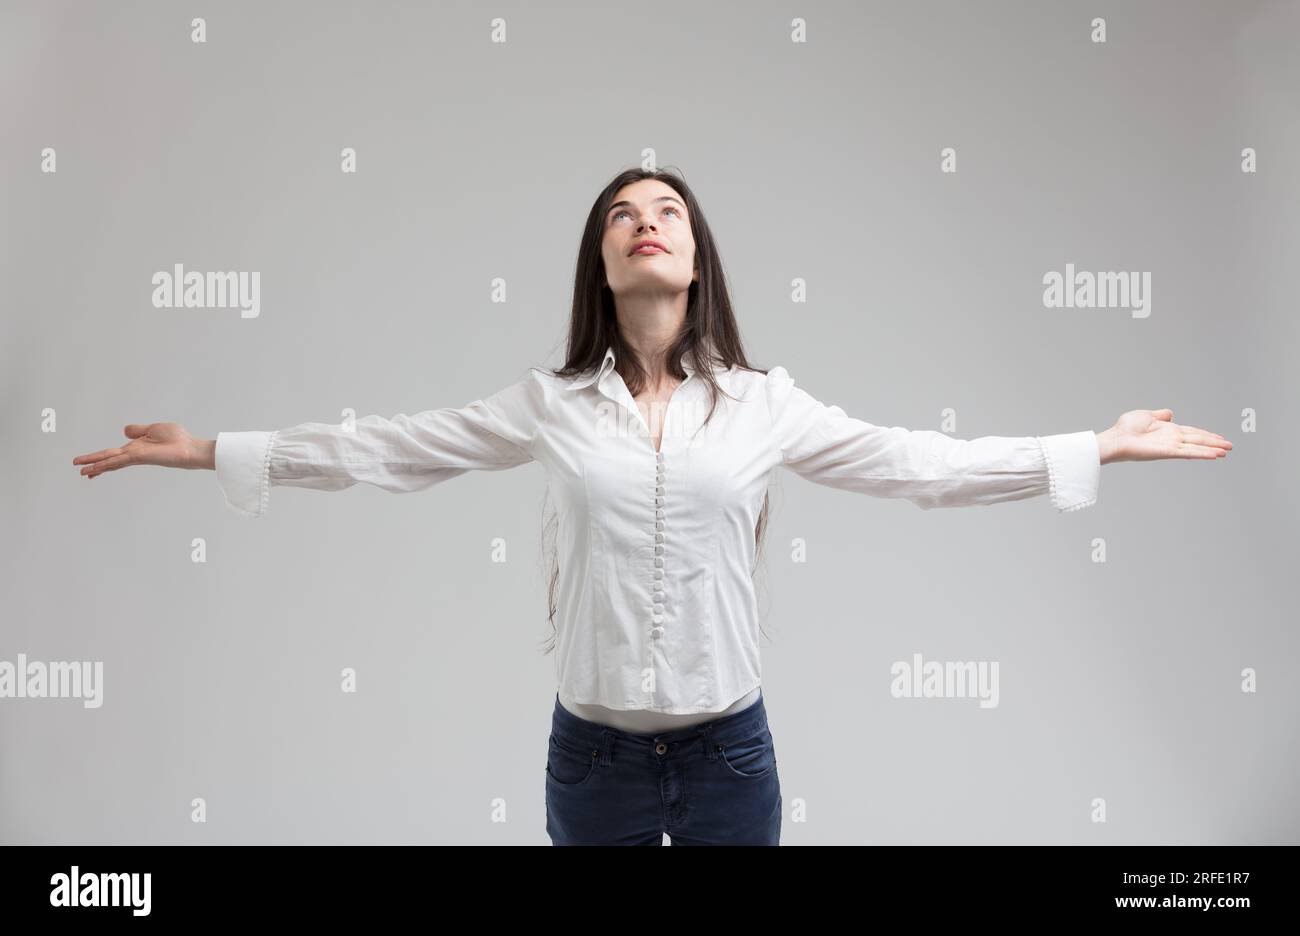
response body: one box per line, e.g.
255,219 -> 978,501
717,726 -> 777,779
545,732 -> 599,787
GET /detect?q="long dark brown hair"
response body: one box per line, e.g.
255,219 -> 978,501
538,167 -> 773,653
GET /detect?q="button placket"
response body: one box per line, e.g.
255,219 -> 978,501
651,449 -> 666,636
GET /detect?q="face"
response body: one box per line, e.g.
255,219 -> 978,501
600,178 -> 699,296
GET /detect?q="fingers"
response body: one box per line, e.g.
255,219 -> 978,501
72,447 -> 121,466
78,452 -> 132,477
73,445 -> 131,476
1178,427 -> 1232,450
73,425 -> 151,470
1175,441 -> 1228,459
1151,408 -> 1173,420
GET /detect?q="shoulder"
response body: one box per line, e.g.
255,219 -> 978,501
479,365 -> 558,416
524,365 -> 565,388
734,364 -> 794,398
763,365 -> 792,387
749,365 -> 835,422
715,366 -> 796,422
527,363 -> 601,394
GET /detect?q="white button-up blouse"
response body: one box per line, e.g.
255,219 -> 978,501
215,345 -> 1100,715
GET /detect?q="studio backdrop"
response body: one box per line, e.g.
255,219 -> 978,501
2,0 -> 1296,844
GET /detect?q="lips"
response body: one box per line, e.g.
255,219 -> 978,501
630,240 -> 668,256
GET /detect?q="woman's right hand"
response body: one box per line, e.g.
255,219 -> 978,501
73,423 -> 216,478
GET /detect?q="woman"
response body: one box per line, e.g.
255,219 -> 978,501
72,168 -> 1232,846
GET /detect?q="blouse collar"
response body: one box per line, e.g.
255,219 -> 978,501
565,344 -> 704,391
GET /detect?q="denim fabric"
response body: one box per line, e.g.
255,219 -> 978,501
544,689 -> 781,845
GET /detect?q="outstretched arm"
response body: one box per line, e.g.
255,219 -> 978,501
72,372 -> 550,518
765,367 -> 1230,512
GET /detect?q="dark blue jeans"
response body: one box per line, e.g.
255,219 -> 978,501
544,689 -> 782,845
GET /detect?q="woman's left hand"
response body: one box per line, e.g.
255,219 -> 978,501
1095,409 -> 1232,465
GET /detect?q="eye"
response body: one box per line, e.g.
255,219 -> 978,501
663,206 -> 681,218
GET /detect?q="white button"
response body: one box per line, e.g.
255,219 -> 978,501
653,569 -> 663,579
654,557 -> 663,567
654,521 -> 664,531
651,625 -> 665,636
655,509 -> 664,520
654,496 -> 664,506
652,603 -> 664,614
654,545 -> 664,555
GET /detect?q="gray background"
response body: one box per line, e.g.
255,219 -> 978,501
2,0 -> 1296,844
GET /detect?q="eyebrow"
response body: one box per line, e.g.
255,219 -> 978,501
607,196 -> 687,218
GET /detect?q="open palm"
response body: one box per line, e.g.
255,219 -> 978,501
72,422 -> 208,478
1107,409 -> 1231,462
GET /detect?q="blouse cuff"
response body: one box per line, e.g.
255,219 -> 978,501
215,430 -> 277,518
1037,430 -> 1101,513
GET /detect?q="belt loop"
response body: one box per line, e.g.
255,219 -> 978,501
598,728 -> 615,766
698,722 -> 715,761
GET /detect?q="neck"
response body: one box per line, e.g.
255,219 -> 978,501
614,294 -> 689,386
